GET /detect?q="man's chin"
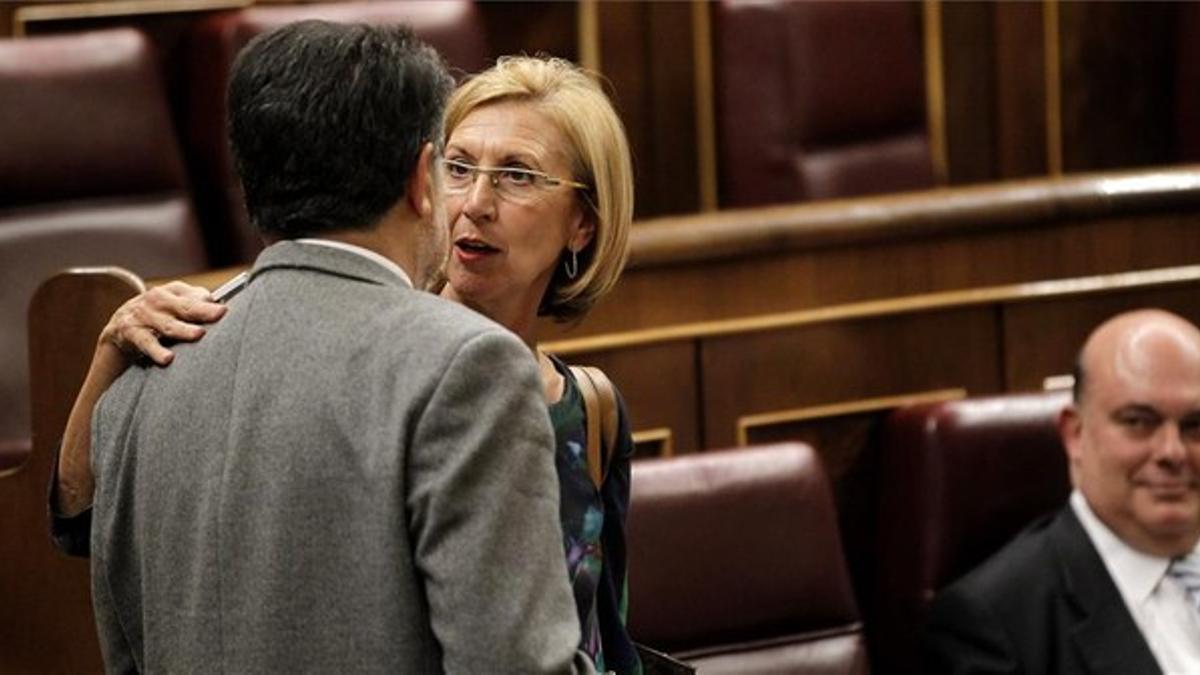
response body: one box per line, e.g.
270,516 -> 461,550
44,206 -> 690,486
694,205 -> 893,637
1140,500 -> 1200,539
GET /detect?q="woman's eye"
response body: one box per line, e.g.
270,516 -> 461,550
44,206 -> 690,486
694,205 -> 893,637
445,161 -> 472,178
501,168 -> 536,186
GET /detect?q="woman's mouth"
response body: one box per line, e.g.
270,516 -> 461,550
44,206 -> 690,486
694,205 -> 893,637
454,238 -> 500,262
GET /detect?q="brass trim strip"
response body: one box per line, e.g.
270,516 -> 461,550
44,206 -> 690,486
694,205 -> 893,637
692,0 -> 718,211
1043,0 -> 1063,175
543,263 -> 1200,355
15,0 -> 248,35
577,0 -> 601,74
1042,374 -> 1074,391
922,0 -> 950,185
632,427 -> 675,458
735,388 -> 968,446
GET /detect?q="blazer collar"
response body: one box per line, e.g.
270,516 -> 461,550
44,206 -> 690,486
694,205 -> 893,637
249,240 -> 413,291
1051,508 -> 1163,675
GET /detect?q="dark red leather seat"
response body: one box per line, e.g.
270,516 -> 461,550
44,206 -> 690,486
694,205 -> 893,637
871,390 -> 1072,674
628,443 -> 869,674
0,28 -> 207,470
713,0 -> 933,208
179,0 -> 490,266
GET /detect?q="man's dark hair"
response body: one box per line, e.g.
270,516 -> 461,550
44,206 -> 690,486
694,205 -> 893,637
228,20 -> 453,238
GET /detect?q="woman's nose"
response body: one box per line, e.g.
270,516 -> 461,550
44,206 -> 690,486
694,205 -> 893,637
461,171 -> 498,220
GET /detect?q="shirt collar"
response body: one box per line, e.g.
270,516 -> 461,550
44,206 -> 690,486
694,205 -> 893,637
294,238 -> 412,288
1070,490 -> 1172,604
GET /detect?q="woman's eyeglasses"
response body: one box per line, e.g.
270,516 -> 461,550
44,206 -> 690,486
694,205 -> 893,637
440,158 -> 589,204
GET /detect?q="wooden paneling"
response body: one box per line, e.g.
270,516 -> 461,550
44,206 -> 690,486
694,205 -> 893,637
1057,2 -> 1177,173
559,341 -> 700,457
1002,274 -> 1200,391
548,211 -> 1200,341
540,166 -> 1200,341
545,264 -> 1200,459
475,2 -> 577,62
936,0 -> 996,185
3,269 -> 143,675
699,306 -> 1003,450
594,1 -> 700,219
130,168 -> 1200,349
993,1 -> 1047,179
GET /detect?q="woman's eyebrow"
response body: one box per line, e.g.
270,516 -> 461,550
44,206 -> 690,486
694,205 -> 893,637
443,145 -> 475,161
496,150 -> 544,168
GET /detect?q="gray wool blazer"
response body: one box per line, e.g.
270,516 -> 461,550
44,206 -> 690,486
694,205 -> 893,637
89,241 -> 591,674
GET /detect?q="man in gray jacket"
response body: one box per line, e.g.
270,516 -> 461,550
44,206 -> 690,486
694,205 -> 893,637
55,20 -> 591,674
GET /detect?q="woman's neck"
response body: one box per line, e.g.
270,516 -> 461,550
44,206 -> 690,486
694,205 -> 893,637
441,284 -> 541,350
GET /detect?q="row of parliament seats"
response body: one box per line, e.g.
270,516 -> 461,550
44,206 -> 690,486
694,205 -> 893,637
626,392 -> 1070,675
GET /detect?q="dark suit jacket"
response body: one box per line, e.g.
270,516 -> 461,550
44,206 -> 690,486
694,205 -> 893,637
921,506 -> 1162,675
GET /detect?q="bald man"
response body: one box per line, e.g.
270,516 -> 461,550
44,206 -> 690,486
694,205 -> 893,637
923,309 -> 1200,674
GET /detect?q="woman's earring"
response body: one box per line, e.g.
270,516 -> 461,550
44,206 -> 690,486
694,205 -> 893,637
563,248 -> 579,280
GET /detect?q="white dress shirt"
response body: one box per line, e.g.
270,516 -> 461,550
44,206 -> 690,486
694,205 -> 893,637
295,238 -> 413,288
1071,490 -> 1200,674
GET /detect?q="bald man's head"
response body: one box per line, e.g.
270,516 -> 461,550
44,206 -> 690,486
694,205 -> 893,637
1060,309 -> 1200,557
1073,309 -> 1200,405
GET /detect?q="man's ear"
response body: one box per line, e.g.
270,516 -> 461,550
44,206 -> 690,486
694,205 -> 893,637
406,143 -> 436,218
1059,405 -> 1084,465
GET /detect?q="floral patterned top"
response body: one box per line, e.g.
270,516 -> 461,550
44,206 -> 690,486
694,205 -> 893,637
546,354 -> 641,675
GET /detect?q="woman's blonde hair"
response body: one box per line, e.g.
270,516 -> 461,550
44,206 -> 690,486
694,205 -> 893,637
444,55 -> 634,322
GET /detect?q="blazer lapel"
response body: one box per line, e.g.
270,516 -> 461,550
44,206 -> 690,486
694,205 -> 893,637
1053,509 -> 1162,675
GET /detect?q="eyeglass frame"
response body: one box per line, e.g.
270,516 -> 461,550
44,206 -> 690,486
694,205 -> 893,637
439,157 -> 590,197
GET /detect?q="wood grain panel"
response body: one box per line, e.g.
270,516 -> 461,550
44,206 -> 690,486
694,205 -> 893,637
699,306 -> 1003,449
994,1 -> 1047,179
937,0 -> 996,185
547,209 -> 1200,341
595,1 -> 700,219
552,340 -> 700,456
1057,2 -> 1176,172
4,269 -> 143,675
1003,282 -> 1200,391
476,2 -> 577,62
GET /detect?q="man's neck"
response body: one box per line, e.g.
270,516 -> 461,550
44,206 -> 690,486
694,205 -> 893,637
319,229 -> 413,275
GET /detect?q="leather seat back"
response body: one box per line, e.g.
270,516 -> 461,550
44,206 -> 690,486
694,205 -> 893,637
871,390 -> 1072,674
0,28 -> 207,466
714,0 -> 933,208
628,443 -> 869,674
